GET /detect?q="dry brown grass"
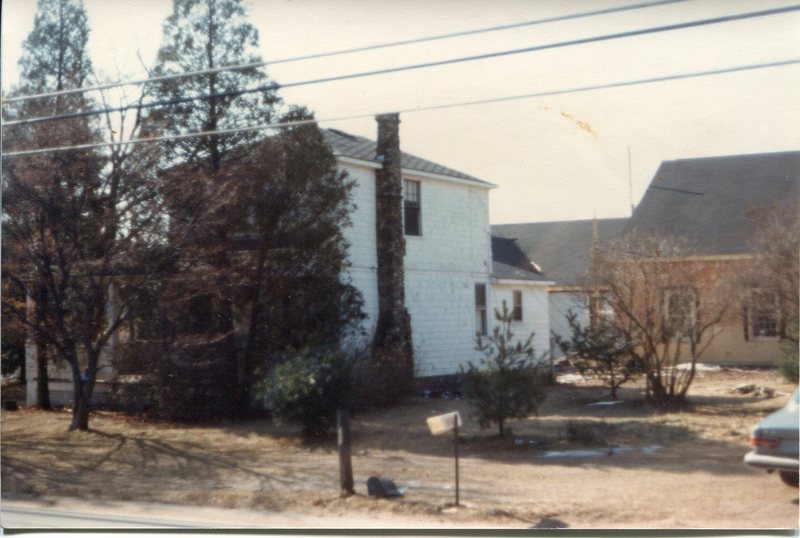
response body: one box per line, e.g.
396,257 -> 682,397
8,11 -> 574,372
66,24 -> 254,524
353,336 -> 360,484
2,367 -> 798,528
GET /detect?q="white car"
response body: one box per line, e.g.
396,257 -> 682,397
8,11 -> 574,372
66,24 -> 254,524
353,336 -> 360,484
744,388 -> 799,487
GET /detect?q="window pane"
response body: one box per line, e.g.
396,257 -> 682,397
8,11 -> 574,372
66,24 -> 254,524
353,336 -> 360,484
512,290 -> 523,321
404,206 -> 421,236
404,180 -> 420,204
403,180 -> 421,236
751,290 -> 779,337
665,288 -> 695,338
475,283 -> 486,308
475,283 -> 487,335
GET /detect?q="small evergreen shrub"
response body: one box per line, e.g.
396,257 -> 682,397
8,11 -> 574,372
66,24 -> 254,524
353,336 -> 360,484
553,310 -> 639,400
260,347 -> 358,437
461,303 -> 546,437
778,339 -> 799,384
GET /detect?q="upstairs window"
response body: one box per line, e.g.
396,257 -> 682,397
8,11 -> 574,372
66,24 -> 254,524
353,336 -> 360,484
403,179 -> 421,236
512,290 -> 523,321
663,287 -> 696,340
475,283 -> 488,336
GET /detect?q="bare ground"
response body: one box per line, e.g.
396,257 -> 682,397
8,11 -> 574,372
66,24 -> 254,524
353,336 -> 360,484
2,367 -> 798,529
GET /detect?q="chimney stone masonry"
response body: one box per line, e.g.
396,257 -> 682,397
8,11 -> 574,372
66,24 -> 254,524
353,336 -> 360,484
371,113 -> 414,403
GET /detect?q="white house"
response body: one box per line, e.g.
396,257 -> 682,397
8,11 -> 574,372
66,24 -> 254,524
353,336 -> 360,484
24,118 -> 552,406
324,125 -> 552,379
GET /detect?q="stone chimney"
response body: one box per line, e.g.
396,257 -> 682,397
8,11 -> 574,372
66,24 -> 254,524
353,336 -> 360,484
371,113 -> 414,402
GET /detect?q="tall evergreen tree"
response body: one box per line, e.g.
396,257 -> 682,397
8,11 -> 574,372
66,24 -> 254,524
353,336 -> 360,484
144,0 -> 281,170
2,0 -> 100,414
3,0 -> 194,430
141,0 -> 364,417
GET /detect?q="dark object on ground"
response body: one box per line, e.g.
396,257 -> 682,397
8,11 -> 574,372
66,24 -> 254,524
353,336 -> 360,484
367,476 -> 403,498
4,400 -> 19,411
533,518 -> 569,529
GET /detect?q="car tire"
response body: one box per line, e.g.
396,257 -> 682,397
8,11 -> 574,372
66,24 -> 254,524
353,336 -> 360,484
779,470 -> 799,488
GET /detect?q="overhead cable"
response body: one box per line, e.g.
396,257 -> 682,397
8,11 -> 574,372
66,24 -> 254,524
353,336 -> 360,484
3,58 -> 797,158
3,0 -> 685,104
5,3 -> 799,128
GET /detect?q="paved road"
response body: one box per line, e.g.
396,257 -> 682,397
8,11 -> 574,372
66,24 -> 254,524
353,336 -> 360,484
2,504 -> 201,529
1,496 -> 495,530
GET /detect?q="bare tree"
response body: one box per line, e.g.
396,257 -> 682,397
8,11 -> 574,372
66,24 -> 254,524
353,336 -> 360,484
2,0 -> 224,429
746,203 -> 799,345
591,232 -> 734,404
745,203 -> 799,381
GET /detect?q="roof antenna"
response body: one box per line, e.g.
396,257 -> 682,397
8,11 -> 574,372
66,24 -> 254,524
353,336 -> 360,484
628,146 -> 635,215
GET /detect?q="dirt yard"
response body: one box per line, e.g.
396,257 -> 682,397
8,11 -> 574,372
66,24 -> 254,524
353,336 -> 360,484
2,367 -> 798,529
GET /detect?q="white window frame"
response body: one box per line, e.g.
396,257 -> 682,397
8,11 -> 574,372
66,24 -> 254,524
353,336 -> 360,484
512,289 -> 523,322
403,179 -> 421,236
475,283 -> 488,336
748,289 -> 780,340
663,287 -> 697,340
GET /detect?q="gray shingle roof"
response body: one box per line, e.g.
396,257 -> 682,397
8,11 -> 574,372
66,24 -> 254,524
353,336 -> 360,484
492,218 -> 629,286
490,236 -> 549,282
322,128 -> 492,186
628,151 -> 800,255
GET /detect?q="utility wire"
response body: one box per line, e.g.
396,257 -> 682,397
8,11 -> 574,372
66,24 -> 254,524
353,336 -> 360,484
3,0 -> 685,104
4,4 -> 798,129
3,58 -> 797,158
5,4 -> 798,128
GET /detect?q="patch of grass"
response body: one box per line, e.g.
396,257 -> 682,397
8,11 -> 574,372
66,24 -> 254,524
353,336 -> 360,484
564,420 -> 612,446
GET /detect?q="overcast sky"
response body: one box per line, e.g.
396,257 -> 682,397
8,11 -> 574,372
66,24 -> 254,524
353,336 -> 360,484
2,0 -> 799,224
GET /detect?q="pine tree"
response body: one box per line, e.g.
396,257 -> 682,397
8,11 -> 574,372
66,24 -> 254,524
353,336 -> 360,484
144,0 -> 281,170
3,0 -> 101,416
141,0 -> 363,417
3,0 -> 193,431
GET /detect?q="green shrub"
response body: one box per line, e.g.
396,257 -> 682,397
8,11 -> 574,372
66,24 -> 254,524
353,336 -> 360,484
553,310 -> 639,399
461,303 -> 546,436
260,347 -> 358,437
778,339 -> 799,384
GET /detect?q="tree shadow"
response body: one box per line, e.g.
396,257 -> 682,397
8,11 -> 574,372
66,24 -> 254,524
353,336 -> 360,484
1,427 -> 333,508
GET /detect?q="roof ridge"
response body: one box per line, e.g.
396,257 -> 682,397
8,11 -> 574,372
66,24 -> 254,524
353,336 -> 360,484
662,149 -> 800,164
493,217 -> 630,227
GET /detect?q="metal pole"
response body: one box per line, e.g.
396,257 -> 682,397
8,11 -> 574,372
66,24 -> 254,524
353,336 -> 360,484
337,410 -> 354,496
454,420 -> 460,506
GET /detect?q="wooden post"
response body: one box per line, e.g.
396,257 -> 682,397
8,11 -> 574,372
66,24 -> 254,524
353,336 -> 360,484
453,420 -> 460,506
337,410 -> 354,496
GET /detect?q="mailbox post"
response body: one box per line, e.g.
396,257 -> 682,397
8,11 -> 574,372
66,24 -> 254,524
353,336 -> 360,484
453,419 -> 459,506
337,410 -> 354,496
426,411 -> 462,506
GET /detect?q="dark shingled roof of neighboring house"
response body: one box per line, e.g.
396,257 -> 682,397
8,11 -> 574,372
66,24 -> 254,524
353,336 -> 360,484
492,218 -> 629,286
628,151 -> 800,255
490,236 -> 550,282
322,128 -> 492,186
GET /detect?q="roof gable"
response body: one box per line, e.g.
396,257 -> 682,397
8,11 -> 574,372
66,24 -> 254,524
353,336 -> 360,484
490,236 -> 549,282
492,218 -> 629,286
629,151 -> 800,255
322,128 -> 491,186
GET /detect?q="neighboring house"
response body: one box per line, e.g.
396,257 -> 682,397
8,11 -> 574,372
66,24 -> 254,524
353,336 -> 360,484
492,218 -> 628,355
493,150 -> 800,366
25,119 -> 552,405
622,150 -> 799,365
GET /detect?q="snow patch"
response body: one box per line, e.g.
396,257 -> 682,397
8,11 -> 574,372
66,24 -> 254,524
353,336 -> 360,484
538,446 -> 661,459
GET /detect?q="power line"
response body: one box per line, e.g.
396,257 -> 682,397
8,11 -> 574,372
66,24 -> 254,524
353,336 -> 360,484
3,58 -> 797,158
5,4 -> 798,128
3,0 -> 685,104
